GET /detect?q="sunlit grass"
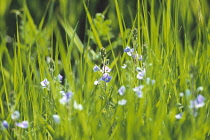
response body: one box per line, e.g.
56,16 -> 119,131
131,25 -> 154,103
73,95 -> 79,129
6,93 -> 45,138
0,0 -> 210,139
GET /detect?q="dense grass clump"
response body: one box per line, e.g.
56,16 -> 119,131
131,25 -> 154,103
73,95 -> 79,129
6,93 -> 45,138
0,0 -> 210,139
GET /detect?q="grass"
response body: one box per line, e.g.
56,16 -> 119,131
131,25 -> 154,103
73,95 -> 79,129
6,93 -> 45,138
0,0 -> 210,139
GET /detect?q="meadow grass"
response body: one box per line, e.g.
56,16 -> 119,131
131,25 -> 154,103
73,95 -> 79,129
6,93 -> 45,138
0,0 -> 210,139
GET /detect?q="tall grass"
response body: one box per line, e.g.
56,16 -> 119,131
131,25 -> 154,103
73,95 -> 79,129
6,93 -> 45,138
0,0 -> 210,139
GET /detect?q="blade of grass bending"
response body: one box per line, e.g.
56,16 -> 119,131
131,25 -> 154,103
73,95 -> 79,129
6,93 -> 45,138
57,15 -> 84,53
114,0 -> 125,47
83,0 -> 103,49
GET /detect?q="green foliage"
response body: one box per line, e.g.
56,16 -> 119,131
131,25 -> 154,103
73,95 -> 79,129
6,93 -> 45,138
0,0 -> 210,140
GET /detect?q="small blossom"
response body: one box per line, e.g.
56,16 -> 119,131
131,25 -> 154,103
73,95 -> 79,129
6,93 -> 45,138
137,69 -> 146,80
41,79 -> 50,88
138,55 -> 143,61
11,111 -> 20,120
127,48 -> 134,56
101,73 -> 112,82
197,86 -> 203,91
74,101 -> 83,110
94,80 -> 99,85
179,92 -> 184,97
101,66 -> 111,73
52,115 -> 60,124
136,90 -> 143,98
118,99 -> 127,105
93,65 -> 100,72
190,94 -> 205,109
175,113 -> 183,119
16,121 -> 28,128
121,64 -> 127,69
57,74 -> 63,82
59,91 -> 73,105
133,85 -> 144,98
2,120 -> 9,129
124,46 -> 131,52
136,67 -> 141,71
118,86 -> 126,95
133,85 -> 144,91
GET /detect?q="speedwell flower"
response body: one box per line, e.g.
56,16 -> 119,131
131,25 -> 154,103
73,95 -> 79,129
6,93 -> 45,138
2,120 -> 9,129
41,78 -> 50,88
52,115 -> 60,124
101,73 -> 112,82
118,99 -> 127,105
15,121 -> 28,128
118,86 -> 125,95
11,111 -> 20,120
59,91 -> 73,105
93,65 -> 100,72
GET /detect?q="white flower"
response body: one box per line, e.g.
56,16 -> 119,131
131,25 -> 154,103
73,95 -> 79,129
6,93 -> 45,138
74,101 -> 83,110
121,64 -> 127,69
118,99 -> 127,105
41,79 -> 50,88
52,115 -> 60,124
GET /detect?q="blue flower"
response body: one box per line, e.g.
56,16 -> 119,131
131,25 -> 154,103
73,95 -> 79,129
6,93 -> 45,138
127,48 -> 134,56
59,91 -> 73,105
190,94 -> 205,109
15,121 -> 28,128
137,69 -> 146,80
11,111 -> 20,120
118,99 -> 127,105
133,85 -> 144,98
57,74 -> 63,82
101,73 -> 112,82
93,65 -> 100,72
2,120 -> 9,129
41,78 -> 50,88
118,86 -> 125,95
124,46 -> 131,52
52,115 -> 60,124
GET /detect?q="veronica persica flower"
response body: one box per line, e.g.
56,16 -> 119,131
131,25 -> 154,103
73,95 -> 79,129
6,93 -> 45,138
118,99 -> 127,105
59,91 -> 73,105
57,74 -> 63,82
41,78 -> 50,88
93,65 -> 100,72
11,111 -> 20,120
52,115 -> 60,124
16,121 -> 28,128
94,80 -> 99,85
175,113 -> 183,119
137,69 -> 146,80
118,86 -> 125,95
2,120 -> 9,129
190,94 -> 205,109
101,73 -> 112,82
124,46 -> 131,52
127,48 -> 134,56
133,85 -> 144,98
